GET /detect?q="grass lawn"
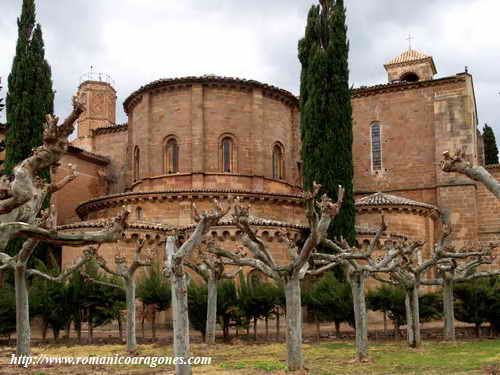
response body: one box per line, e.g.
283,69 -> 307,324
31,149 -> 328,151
0,339 -> 499,374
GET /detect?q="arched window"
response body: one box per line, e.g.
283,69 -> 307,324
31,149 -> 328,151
165,138 -> 179,174
221,137 -> 233,173
371,124 -> 382,171
272,144 -> 284,179
400,72 -> 419,82
133,146 -> 140,181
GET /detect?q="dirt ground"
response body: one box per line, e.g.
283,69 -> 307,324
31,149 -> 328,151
0,322 -> 496,375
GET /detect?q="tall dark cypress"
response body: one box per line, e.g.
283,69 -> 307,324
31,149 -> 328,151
299,0 -> 355,245
0,78 -> 5,163
5,0 -> 54,259
483,124 -> 499,165
5,0 -> 54,174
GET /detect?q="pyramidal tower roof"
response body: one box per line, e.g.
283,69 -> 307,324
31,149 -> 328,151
384,49 -> 437,75
355,192 -> 437,210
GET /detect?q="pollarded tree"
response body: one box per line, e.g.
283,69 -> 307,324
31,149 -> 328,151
422,245 -> 499,341
1,240 -> 99,355
83,239 -> 154,353
209,183 -> 345,371
299,0 -> 355,245
186,248 -> 240,344
164,198 -> 232,375
372,225 -> 492,349
0,98 -> 130,356
483,124 -> 499,165
314,217 -> 420,361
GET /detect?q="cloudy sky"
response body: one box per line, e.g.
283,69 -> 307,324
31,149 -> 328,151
1,0 -> 499,137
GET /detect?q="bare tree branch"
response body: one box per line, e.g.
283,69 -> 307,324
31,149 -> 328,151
27,246 -> 97,282
442,149 -> 500,198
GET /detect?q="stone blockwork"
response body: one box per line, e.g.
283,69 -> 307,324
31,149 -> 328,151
55,49 -> 498,274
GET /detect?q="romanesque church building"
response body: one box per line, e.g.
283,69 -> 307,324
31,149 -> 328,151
55,48 -> 500,269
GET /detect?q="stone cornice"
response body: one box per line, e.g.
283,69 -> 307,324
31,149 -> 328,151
123,75 -> 299,114
93,123 -> 128,136
76,189 -> 304,219
352,74 -> 466,99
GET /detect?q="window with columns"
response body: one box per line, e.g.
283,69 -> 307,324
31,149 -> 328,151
165,138 -> 179,174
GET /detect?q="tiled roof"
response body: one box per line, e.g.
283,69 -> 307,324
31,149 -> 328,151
352,74 -> 465,98
58,220 -> 172,232
93,123 -> 128,136
355,192 -> 437,210
123,75 -> 299,114
385,49 -> 431,65
180,215 -> 307,231
66,145 -> 110,166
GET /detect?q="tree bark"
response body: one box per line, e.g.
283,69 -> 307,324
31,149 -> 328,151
265,316 -> 269,341
443,279 -> 455,341
335,321 -> 341,337
350,273 -> 369,361
276,312 -> 280,341
405,292 -> 414,346
206,278 -> 217,345
15,264 -> 30,356
285,277 -> 303,371
152,309 -> 156,341
253,317 -> 258,341
406,286 -> 421,348
315,314 -> 320,343
171,273 -> 192,375
125,278 -> 137,353
383,312 -> 387,335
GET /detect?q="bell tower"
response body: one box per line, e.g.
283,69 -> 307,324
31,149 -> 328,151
384,49 -> 437,83
73,72 -> 117,152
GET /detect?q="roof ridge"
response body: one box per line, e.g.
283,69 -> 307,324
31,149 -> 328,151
355,192 -> 437,210
385,49 -> 431,65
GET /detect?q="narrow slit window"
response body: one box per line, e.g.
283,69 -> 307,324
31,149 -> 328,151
371,124 -> 382,170
272,144 -> 284,179
222,138 -> 232,172
165,139 -> 179,174
133,146 -> 140,181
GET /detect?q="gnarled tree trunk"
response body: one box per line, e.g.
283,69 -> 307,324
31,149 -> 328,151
406,286 -> 421,348
405,292 -> 414,346
125,277 -> 137,353
443,279 -> 455,341
172,273 -> 191,375
285,276 -> 303,371
206,278 -> 217,344
350,272 -> 369,361
15,264 -> 30,356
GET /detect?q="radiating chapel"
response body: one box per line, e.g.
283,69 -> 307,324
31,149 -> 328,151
54,48 -> 500,269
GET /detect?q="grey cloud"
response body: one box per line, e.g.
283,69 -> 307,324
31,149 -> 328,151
0,0 -> 498,137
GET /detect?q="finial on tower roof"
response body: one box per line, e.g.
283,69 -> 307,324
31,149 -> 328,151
406,33 -> 414,50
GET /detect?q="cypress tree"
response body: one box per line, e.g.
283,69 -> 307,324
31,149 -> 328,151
5,0 -> 54,174
483,124 -> 499,165
5,0 -> 54,259
299,0 -> 355,244
0,78 -> 5,164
